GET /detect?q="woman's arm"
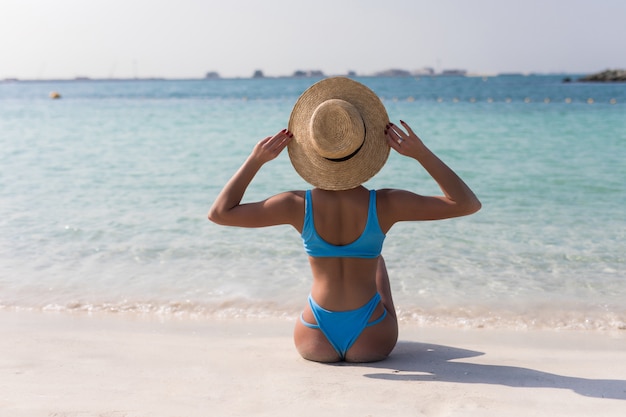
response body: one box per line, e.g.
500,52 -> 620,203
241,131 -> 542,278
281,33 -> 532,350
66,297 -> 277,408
208,129 -> 300,228
382,121 -> 481,224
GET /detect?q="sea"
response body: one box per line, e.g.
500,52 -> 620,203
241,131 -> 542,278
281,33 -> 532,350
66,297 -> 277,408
1,75 -> 624,331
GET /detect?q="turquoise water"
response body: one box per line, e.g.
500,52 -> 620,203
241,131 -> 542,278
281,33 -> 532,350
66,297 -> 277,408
1,76 -> 624,329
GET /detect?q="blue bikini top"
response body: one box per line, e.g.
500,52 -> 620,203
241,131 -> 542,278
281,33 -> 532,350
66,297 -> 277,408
301,189 -> 385,258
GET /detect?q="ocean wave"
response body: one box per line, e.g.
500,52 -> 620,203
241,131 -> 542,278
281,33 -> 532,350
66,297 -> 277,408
1,298 -> 624,332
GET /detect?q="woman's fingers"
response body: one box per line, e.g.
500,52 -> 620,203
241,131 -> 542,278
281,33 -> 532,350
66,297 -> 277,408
385,124 -> 404,154
385,120 -> 424,157
275,129 -> 293,148
385,122 -> 399,136
399,120 -> 419,139
253,129 -> 293,162
385,122 -> 406,142
267,129 -> 293,153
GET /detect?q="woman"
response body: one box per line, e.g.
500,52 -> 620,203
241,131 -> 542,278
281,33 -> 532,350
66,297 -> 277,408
209,77 -> 480,363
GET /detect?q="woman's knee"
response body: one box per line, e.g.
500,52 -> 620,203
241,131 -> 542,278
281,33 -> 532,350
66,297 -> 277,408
293,324 -> 340,363
295,340 -> 341,363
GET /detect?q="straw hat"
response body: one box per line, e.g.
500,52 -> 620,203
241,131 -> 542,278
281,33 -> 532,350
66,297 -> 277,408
288,77 -> 389,190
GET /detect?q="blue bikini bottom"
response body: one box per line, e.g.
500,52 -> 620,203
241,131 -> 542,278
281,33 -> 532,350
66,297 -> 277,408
300,293 -> 387,359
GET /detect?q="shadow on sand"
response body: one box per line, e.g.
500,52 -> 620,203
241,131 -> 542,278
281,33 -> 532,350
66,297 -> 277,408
357,341 -> 626,400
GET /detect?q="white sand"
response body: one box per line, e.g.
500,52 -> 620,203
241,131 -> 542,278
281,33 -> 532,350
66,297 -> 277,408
1,310 -> 625,417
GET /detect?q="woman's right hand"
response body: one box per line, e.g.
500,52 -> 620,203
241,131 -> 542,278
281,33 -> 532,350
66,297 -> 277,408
251,129 -> 293,165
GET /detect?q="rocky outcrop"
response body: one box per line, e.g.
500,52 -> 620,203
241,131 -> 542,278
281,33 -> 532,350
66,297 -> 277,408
579,69 -> 626,82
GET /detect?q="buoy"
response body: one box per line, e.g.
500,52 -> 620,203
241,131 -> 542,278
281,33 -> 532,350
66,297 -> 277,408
437,97 -> 444,103
524,97 -> 531,103
49,91 -> 61,99
544,98 -> 551,103
487,98 -> 493,103
505,98 -> 512,103
587,98 -> 594,104
565,98 -> 572,103
610,98 -> 617,105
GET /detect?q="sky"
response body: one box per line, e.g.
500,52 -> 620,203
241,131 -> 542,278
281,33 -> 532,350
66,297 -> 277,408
1,0 -> 625,80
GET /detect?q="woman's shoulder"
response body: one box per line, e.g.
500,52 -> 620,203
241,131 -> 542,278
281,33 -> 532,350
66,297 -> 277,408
373,188 -> 418,199
272,189 -> 305,200
270,190 -> 306,207
289,190 -> 307,198
373,188 -> 429,229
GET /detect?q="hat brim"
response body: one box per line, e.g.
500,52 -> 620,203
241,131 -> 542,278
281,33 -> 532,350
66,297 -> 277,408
288,77 -> 390,190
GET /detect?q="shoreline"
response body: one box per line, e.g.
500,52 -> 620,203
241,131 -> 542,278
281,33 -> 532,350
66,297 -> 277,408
2,310 -> 625,416
2,299 -> 624,332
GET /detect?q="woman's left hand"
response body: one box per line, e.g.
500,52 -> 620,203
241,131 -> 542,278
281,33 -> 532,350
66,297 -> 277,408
384,120 -> 426,159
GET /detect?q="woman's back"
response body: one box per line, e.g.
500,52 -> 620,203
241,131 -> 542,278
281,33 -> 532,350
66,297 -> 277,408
303,187 -> 383,310
308,187 -> 371,247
